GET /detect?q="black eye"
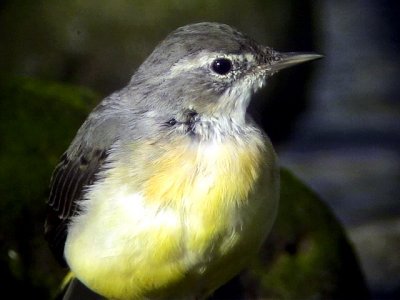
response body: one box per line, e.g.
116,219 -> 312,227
211,58 -> 233,75
166,118 -> 177,126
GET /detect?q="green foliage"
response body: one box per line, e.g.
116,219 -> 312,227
0,75 -> 99,298
239,169 -> 369,299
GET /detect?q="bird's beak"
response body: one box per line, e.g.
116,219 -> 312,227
266,52 -> 323,74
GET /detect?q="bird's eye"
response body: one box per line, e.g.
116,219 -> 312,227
166,118 -> 177,126
211,58 -> 233,75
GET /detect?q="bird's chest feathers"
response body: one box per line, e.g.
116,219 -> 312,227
143,139 -> 263,212
146,140 -> 264,244
77,138 -> 266,256
110,138 -> 264,238
66,137 -> 270,298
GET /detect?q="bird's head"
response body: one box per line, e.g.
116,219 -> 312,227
129,22 -> 321,138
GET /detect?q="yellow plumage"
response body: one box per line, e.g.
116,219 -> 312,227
64,134 -> 279,299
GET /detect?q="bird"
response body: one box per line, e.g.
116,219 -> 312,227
45,22 -> 321,300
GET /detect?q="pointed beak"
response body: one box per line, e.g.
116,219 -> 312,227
266,52 -> 323,74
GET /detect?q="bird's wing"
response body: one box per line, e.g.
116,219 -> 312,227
43,100 -> 127,266
45,144 -> 109,266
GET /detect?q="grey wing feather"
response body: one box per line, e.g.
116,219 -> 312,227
45,147 -> 109,266
45,90 -> 145,266
44,104 -> 124,266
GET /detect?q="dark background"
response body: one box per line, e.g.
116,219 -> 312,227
0,0 -> 399,298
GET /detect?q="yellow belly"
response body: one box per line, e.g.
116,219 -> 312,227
65,136 -> 279,299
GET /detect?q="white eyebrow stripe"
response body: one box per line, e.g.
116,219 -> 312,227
168,52 -> 256,77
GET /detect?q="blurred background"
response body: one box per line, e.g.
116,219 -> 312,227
0,0 -> 399,299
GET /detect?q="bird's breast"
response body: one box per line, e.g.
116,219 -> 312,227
65,134 -> 279,299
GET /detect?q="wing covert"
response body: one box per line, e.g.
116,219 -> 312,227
45,148 -> 108,266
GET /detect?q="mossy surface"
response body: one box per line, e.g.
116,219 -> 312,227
213,169 -> 370,299
255,169 -> 369,299
0,75 -> 99,298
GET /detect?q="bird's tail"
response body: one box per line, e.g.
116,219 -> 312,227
57,272 -> 105,300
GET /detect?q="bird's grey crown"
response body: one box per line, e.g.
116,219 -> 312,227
131,22 -> 277,82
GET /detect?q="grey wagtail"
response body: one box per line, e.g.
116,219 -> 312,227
45,22 -> 321,299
